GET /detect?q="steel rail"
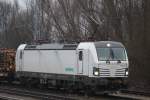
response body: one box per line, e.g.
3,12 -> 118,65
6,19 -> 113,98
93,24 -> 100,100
0,95 -> 21,100
121,89 -> 150,96
0,86 -> 76,100
0,84 -> 149,100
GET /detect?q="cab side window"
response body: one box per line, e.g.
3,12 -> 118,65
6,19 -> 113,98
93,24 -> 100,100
79,51 -> 83,61
20,51 -> 22,59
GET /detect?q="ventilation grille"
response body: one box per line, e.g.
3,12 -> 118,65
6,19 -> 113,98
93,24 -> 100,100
115,68 -> 125,77
99,68 -> 110,77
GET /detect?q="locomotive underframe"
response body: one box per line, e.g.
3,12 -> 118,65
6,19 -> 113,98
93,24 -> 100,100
16,71 -> 127,91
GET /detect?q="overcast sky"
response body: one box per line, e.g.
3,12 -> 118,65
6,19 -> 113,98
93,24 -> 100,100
18,0 -> 26,8
3,0 -> 27,9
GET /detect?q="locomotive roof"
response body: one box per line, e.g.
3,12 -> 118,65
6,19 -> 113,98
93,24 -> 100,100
24,41 -> 124,50
24,43 -> 78,50
94,41 -> 124,48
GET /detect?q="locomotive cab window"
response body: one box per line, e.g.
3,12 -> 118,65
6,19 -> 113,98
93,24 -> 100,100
20,51 -> 22,59
79,51 -> 83,61
96,48 -> 127,61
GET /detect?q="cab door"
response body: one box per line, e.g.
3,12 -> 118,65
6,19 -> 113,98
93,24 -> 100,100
77,50 -> 83,74
19,50 -> 23,71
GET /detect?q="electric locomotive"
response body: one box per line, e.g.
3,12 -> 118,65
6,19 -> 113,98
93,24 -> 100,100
15,41 -> 129,92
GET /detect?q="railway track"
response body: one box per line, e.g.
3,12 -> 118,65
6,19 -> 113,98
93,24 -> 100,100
121,89 -> 150,96
0,95 -> 20,100
107,89 -> 150,100
0,86 -> 76,100
0,83 -> 149,100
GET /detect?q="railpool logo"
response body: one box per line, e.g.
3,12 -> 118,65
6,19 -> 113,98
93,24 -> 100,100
65,67 -> 74,72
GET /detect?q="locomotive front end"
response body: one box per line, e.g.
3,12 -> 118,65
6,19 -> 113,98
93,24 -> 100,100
91,41 -> 129,90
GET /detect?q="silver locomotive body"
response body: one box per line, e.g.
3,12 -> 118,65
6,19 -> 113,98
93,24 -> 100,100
16,41 -> 129,91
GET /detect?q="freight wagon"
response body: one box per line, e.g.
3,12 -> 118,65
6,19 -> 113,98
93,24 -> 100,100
0,49 -> 15,80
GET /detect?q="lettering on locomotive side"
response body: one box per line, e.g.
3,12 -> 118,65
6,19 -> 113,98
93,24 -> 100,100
65,67 -> 74,72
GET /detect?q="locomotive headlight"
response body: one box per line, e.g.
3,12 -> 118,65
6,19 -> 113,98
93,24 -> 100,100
125,68 -> 128,76
107,43 -> 111,47
125,71 -> 128,76
94,71 -> 99,76
93,67 -> 99,76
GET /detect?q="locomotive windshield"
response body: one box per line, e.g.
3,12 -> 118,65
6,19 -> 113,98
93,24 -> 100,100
96,48 -> 127,61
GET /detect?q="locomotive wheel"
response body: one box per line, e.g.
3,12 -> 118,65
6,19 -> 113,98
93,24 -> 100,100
20,77 -> 27,86
84,85 -> 95,96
